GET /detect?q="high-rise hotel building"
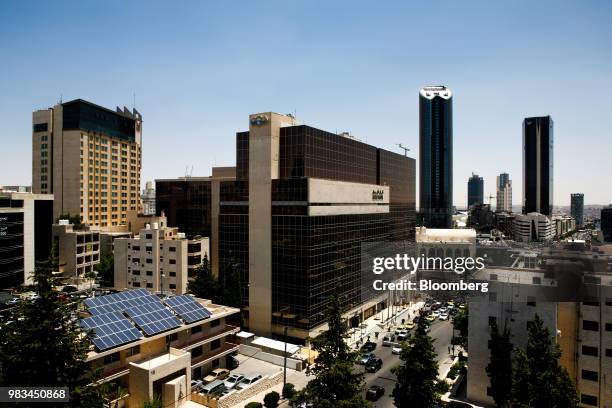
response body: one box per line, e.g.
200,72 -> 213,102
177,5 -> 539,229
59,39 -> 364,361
419,86 -> 453,228
523,116 -> 553,217
32,99 -> 142,227
218,113 -> 416,341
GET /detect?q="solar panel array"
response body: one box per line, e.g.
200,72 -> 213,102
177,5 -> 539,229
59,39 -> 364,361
84,288 -> 158,315
80,311 -> 142,351
125,302 -> 182,336
165,295 -> 212,323
80,289 -> 214,351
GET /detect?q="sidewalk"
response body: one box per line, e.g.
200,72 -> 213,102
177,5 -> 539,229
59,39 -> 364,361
347,300 -> 424,347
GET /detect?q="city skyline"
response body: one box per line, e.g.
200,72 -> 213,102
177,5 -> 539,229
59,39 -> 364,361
1,1 -> 611,206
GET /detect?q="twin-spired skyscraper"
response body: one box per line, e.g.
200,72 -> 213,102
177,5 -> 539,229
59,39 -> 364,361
419,86 -> 453,228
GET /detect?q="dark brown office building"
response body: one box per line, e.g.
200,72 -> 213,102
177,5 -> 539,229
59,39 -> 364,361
219,113 -> 415,342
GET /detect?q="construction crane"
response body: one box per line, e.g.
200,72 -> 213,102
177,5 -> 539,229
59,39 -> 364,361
487,193 -> 495,206
396,143 -> 410,156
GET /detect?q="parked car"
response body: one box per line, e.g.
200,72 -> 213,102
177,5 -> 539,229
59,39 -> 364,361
439,313 -> 449,321
190,379 -> 203,391
439,307 -> 448,314
365,385 -> 385,401
426,315 -> 436,323
6,297 -> 20,306
431,310 -> 441,318
203,368 -> 230,384
198,379 -> 225,396
391,346 -> 402,355
236,374 -> 262,390
223,373 -> 245,390
61,285 -> 78,293
360,341 -> 377,352
359,352 -> 375,365
365,357 -> 383,373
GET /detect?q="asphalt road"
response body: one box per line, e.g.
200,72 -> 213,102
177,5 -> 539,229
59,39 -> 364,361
361,319 -> 454,407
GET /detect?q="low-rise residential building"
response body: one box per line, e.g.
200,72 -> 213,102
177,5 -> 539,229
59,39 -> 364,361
80,289 -> 240,407
553,215 -> 576,237
114,223 -> 207,295
52,220 -> 100,281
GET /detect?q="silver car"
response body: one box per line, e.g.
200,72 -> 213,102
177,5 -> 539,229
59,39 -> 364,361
223,373 -> 245,390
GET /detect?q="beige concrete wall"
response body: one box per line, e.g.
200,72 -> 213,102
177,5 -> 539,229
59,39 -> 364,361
247,112 -> 296,336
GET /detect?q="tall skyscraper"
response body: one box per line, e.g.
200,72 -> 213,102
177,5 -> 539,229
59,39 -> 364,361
419,86 -> 453,228
496,173 -> 512,212
141,181 -> 156,216
522,116 -> 553,217
467,173 -> 484,208
570,193 -> 584,228
32,99 -> 142,227
602,205 -> 612,242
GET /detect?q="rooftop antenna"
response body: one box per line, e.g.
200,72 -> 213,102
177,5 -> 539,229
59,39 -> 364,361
133,92 -> 136,110
396,143 -> 410,156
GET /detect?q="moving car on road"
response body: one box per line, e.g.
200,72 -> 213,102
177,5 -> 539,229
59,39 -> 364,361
360,341 -> 377,352
365,357 -> 383,373
392,345 -> 403,355
359,352 -> 375,365
366,385 -> 385,401
439,312 -> 449,321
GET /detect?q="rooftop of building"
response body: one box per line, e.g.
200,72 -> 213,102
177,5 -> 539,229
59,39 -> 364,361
78,289 -> 240,359
416,227 -> 476,242
419,85 -> 452,99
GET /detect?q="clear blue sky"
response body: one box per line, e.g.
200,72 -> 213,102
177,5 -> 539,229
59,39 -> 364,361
1,0 -> 611,206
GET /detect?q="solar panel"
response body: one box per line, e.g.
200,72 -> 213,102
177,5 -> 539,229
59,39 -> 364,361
165,295 -> 212,324
80,311 -> 142,351
85,289 -> 160,315
125,303 -> 182,336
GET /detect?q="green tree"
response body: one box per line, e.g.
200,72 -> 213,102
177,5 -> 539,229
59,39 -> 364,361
297,295 -> 370,407
486,320 -> 513,407
282,382 -> 295,399
57,213 -> 84,228
187,255 -> 222,303
392,318 -> 446,408
95,254 -> 115,287
263,391 -> 280,408
452,304 -> 469,348
511,314 -> 578,408
219,256 -> 243,309
142,395 -> 162,408
0,251 -> 103,407
244,403 -> 263,408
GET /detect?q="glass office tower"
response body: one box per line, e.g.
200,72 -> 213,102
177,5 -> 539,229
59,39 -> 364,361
570,193 -> 584,228
467,173 -> 484,208
419,86 -> 453,228
523,116 -> 554,216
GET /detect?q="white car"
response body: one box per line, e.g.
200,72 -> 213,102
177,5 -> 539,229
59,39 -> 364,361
223,374 -> 245,390
391,346 -> 402,355
431,310 -> 440,318
439,307 -> 448,314
439,313 -> 449,321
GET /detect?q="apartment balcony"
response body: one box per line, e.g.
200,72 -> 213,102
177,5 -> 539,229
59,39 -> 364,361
171,325 -> 240,350
190,342 -> 240,368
